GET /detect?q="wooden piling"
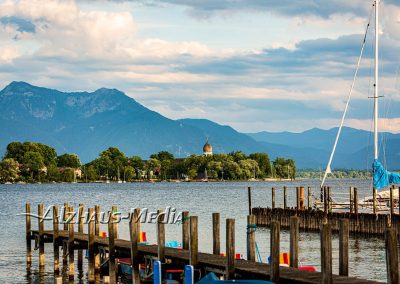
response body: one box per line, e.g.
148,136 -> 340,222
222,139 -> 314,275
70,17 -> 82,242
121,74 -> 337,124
390,186 -> 394,217
212,213 -> 220,255
296,187 -> 300,210
68,206 -> 74,280
272,187 -> 276,209
130,208 -> 141,284
26,203 -> 32,272
307,187 -> 311,210
349,187 -> 353,214
327,187 -> 331,213
112,205 -> 118,238
270,221 -> 280,283
385,227 -> 399,284
323,187 -> 327,219
62,203 -> 68,266
189,216 -> 198,266
94,205 -> 101,273
290,216 -> 299,268
299,186 -> 305,210
77,204 -> 84,272
38,204 -> 45,269
339,219 -> 349,276
108,210 -> 117,284
320,186 -> 323,202
63,203 -> 69,231
248,186 -> 252,215
226,219 -> 235,280
283,186 -> 287,209
53,206 -> 59,275
95,205 -> 100,236
157,209 -> 165,263
321,222 -> 332,284
182,211 -> 190,250
247,215 -> 256,262
373,189 -> 377,215
88,208 -> 95,283
354,188 -> 358,217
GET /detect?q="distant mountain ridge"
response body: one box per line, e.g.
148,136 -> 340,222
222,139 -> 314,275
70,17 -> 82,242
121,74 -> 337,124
0,81 -> 399,170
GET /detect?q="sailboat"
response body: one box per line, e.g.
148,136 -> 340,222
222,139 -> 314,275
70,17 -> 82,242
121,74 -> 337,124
320,0 -> 400,212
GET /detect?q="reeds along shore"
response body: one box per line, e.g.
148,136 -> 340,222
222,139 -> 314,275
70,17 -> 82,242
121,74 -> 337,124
25,201 -> 394,284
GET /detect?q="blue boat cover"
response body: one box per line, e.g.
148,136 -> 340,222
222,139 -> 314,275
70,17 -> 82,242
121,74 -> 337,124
373,160 -> 400,190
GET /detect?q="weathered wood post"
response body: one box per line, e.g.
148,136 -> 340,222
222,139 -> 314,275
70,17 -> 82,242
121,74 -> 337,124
247,215 -> 256,262
77,204 -> 84,272
272,187 -> 276,209
349,187 -> 353,214
327,186 -> 331,213
296,187 -> 300,210
63,203 -> 69,231
130,208 -> 141,284
248,186 -> 252,215
62,203 -> 68,266
321,221 -> 332,284
283,186 -> 287,209
38,204 -> 45,269
307,187 -> 311,210
212,213 -> 220,255
190,216 -> 199,266
386,226 -> 399,284
339,219 -> 349,276
390,186 -> 394,218
26,203 -> 32,272
270,221 -> 280,283
226,219 -> 235,280
112,205 -> 118,238
94,205 -> 101,273
299,186 -> 305,210
290,216 -> 299,268
108,210 -> 117,284
157,209 -> 166,263
95,205 -> 100,236
320,186 -> 323,202
88,208 -> 95,283
68,206 -> 75,280
354,188 -> 358,217
53,205 -> 59,276
323,187 -> 328,219
373,189 -> 377,215
182,211 -> 190,250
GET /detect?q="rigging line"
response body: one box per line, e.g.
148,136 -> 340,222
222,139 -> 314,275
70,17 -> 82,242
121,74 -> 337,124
320,5 -> 374,189
366,25 -> 374,173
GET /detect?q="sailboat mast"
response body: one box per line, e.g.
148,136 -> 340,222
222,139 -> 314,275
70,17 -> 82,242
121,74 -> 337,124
374,0 -> 379,160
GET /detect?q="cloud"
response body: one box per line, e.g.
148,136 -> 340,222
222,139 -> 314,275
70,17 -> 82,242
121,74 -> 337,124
0,0 -> 399,134
112,0 -> 400,19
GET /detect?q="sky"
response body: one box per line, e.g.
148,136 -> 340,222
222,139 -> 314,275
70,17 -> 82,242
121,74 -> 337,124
0,0 -> 400,133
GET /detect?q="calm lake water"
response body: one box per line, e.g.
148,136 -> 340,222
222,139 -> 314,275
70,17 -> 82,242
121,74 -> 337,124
0,179 -> 387,283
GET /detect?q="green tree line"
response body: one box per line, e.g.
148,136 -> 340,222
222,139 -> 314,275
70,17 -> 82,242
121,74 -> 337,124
0,141 -> 296,183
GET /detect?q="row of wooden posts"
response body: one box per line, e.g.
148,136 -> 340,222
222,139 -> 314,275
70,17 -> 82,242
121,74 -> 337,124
26,201 -> 396,284
248,185 -> 400,216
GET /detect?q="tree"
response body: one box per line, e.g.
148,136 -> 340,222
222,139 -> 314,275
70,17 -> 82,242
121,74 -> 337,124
208,161 -> 222,179
223,160 -> 242,180
124,166 -> 135,181
57,154 -> 81,168
239,159 -> 260,180
0,158 -> 20,182
150,151 -> 174,162
229,151 -> 247,162
249,153 -> 271,177
60,168 -> 74,182
85,165 -> 98,181
23,151 -> 45,178
273,158 -> 296,179
47,164 -> 60,181
145,158 -> 161,179
99,147 -> 128,180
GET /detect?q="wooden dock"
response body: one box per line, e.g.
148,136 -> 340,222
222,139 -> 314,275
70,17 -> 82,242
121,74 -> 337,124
25,202 -> 394,284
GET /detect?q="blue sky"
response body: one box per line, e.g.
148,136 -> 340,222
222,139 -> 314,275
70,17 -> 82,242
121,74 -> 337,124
0,0 -> 399,133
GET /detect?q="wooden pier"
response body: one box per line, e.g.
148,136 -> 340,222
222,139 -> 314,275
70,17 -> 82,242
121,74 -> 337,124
25,202 -> 393,284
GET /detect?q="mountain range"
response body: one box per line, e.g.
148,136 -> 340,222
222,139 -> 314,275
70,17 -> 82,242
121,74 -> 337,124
0,81 -> 399,170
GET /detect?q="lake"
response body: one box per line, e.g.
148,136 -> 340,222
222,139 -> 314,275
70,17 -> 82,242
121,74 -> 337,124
0,179 -> 386,283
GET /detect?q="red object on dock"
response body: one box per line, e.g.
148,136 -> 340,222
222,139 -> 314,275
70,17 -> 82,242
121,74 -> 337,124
299,266 -> 316,272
